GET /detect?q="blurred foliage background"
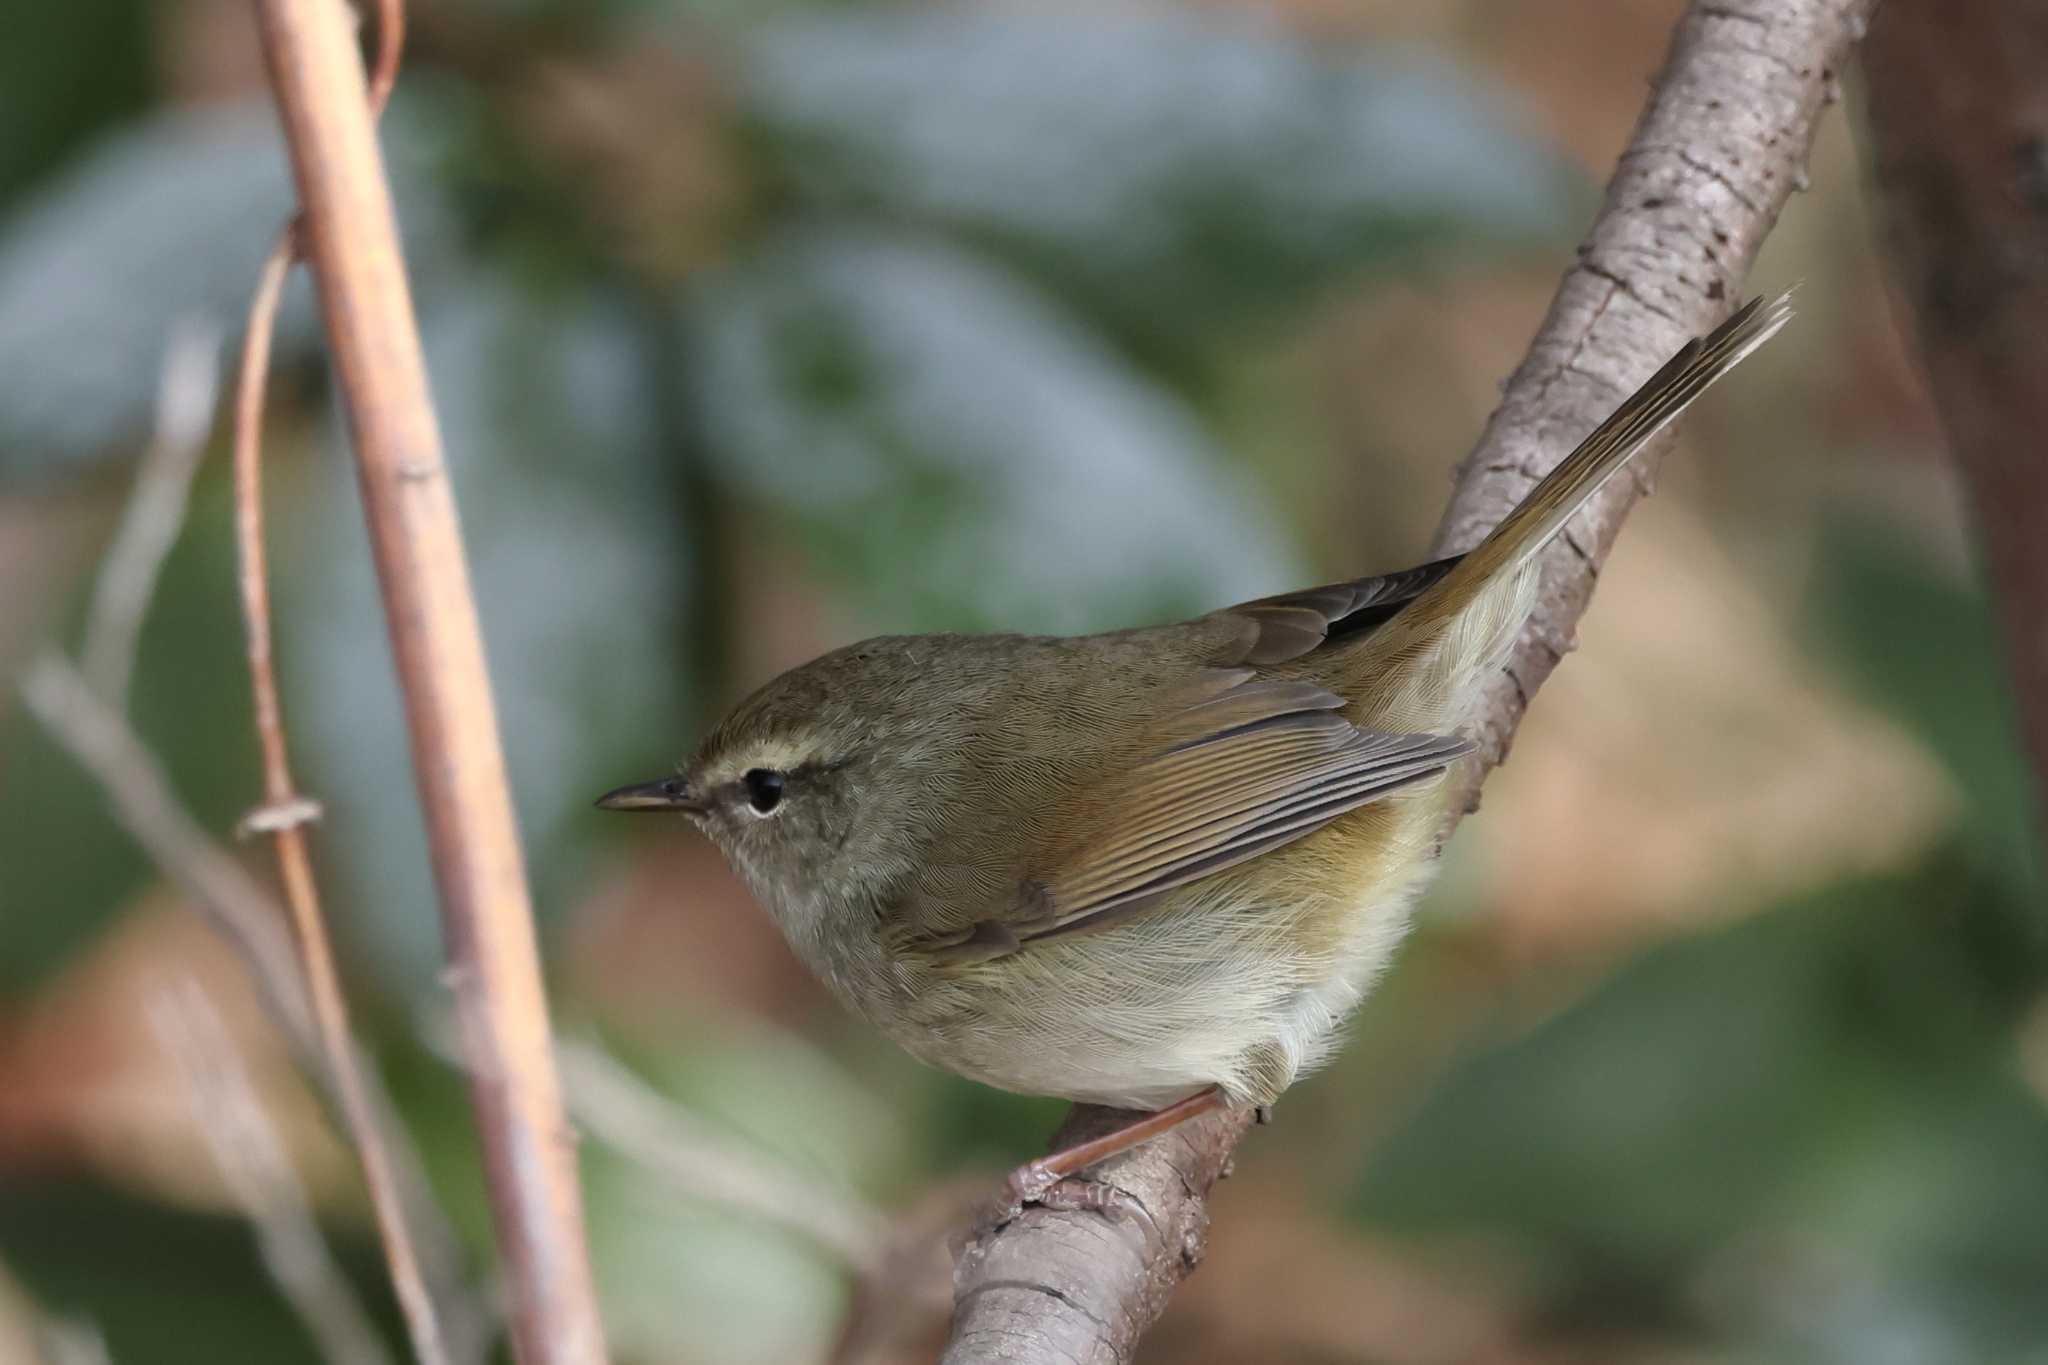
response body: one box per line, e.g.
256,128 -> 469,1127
0,1 -> 2041,1362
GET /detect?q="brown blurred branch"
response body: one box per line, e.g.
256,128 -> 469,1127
248,2 -> 607,1361
34,280 -> 491,1365
153,980 -> 395,1365
21,653 -> 317,1042
1863,0 -> 2048,850
441,1021 -> 964,1365
942,2 -> 1875,1360
19,652 -> 492,1365
227,4 -> 453,1360
554,1038 -> 974,1363
79,317 -> 223,714
554,1037 -> 891,1273
230,223 -> 450,1365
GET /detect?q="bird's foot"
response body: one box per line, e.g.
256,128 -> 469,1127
1031,1175 -> 1140,1220
971,1088 -> 1230,1236
990,1157 -> 1138,1224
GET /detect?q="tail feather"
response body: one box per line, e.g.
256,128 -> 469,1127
1396,292 -> 1792,638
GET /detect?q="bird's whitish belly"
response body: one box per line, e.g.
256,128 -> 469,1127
883,781 -> 1453,1110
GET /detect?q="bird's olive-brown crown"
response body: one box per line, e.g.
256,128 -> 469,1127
676,632 -> 1024,917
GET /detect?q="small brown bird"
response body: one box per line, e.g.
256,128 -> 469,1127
601,295 -> 1791,1206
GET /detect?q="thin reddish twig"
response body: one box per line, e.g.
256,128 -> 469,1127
248,0 -> 608,1357
20,647 -> 492,1365
366,0 -> 405,115
80,317 -> 223,714
226,3 -> 449,1362
231,211 -> 449,1365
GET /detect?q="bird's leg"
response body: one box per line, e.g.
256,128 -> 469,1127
1002,1086 -> 1229,1218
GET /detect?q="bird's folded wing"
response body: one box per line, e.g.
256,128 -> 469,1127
917,676 -> 1468,963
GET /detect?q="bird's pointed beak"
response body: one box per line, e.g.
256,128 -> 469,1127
594,775 -> 704,813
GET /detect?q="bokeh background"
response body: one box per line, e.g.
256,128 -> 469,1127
1,1 -> 2042,1362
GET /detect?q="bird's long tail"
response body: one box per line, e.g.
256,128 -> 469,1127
1382,292 -> 1792,653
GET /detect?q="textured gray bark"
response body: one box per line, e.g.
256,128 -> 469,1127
942,2 -> 1879,1361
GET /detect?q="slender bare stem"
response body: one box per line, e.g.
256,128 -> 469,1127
222,12 -> 449,1351
20,652 -> 491,1364
247,1 -> 607,1358
153,979 -> 396,1365
229,217 -> 450,1365
21,654 -> 316,1041
80,318 -> 224,714
29,245 -> 485,1362
224,8 -> 496,1362
364,0 -> 404,114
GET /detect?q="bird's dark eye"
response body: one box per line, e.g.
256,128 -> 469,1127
742,768 -> 786,815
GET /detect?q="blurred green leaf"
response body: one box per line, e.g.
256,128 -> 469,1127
740,9 -> 1576,359
0,1177 -> 398,1364
686,227 -> 1303,635
1806,515 -> 2042,900
0,98 -> 463,482
561,1029 -> 893,1364
0,0 -> 151,204
1351,862 -> 2048,1357
584,1143 -> 845,1365
0,479 -> 260,993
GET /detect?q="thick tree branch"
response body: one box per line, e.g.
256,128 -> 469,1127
249,1 -> 606,1360
941,2 -> 1876,1360
1434,0 -> 1871,786
1862,0 -> 2048,849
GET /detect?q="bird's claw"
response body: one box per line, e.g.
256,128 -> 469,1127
997,1159 -> 1138,1222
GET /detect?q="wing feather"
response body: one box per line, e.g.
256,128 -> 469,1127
910,567 -> 1472,964
1012,676 -> 1469,944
